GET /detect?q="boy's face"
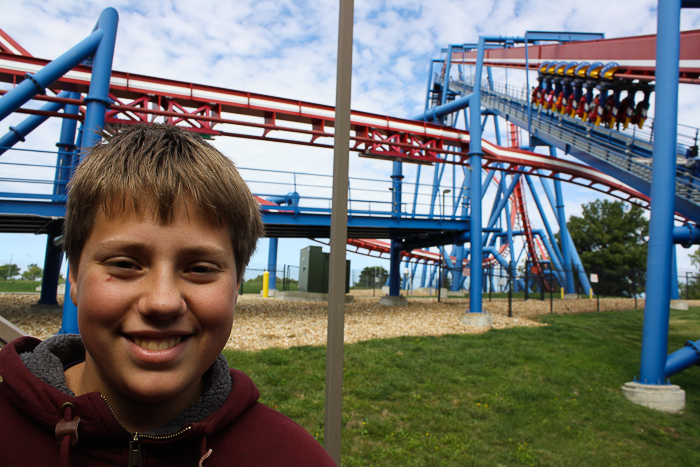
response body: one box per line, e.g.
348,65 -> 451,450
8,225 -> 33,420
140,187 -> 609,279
68,203 -> 238,407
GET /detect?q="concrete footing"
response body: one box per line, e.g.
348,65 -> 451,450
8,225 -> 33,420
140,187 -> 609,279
563,293 -> 578,300
621,381 -> 686,413
379,295 -> 408,306
29,304 -> 63,313
460,312 -> 493,328
670,300 -> 689,311
271,291 -> 354,303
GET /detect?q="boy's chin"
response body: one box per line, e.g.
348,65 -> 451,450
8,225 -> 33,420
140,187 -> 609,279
122,375 -> 205,407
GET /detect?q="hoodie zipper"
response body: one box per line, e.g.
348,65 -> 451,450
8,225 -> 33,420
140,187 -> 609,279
100,395 -> 193,467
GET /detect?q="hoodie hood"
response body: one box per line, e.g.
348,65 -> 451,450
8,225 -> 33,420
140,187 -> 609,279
2,335 -> 259,440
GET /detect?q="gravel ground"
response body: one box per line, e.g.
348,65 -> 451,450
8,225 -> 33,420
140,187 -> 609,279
2,291 -> 696,351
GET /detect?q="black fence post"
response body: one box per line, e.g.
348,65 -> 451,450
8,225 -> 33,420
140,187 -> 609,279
524,260 -> 530,301
549,272 -> 553,314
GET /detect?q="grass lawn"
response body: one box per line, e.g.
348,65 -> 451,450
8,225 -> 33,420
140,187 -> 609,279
223,308 -> 700,466
0,280 -> 41,293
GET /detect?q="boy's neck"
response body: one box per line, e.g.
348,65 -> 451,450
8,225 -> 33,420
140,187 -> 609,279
64,362 -> 204,433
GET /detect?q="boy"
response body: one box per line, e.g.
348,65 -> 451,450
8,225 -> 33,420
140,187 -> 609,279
0,124 -> 336,466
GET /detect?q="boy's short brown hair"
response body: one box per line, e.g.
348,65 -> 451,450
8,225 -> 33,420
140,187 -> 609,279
64,123 -> 264,279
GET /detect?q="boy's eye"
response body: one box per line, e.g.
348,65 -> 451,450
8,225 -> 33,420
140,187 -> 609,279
106,259 -> 139,270
185,263 -> 222,276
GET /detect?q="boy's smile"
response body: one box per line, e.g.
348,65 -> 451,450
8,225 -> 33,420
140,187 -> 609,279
66,203 -> 238,431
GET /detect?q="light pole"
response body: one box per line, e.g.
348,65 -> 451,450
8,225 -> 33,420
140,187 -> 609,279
442,189 -> 451,218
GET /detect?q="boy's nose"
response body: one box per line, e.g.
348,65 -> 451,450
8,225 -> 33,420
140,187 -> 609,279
138,271 -> 187,318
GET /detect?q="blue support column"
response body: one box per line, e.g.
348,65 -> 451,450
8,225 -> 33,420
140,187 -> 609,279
391,161 -> 403,218
386,161 -> 404,298
639,0 -> 681,385
38,235 -> 63,306
388,239 -> 403,296
267,238 -> 278,290
38,99 -> 79,306
467,36 -> 486,316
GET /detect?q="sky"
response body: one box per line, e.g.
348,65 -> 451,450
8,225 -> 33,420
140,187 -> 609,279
0,0 -> 699,284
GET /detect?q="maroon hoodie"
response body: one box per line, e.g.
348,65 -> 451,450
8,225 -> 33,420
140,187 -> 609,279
0,336 -> 336,466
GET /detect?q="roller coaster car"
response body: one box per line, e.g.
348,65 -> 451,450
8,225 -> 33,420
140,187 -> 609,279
544,89 -> 555,110
588,95 -> 601,124
565,62 -> 579,77
531,85 -> 541,106
633,100 -> 649,129
600,62 -> 619,80
601,95 -> 616,127
564,91 -> 576,116
632,90 -> 652,129
617,96 -> 631,129
607,90 -> 622,129
587,62 -> 605,79
577,94 -> 589,119
574,62 -> 591,78
555,62 -> 568,76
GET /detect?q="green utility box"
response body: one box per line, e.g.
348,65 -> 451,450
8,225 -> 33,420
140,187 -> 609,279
298,246 -> 350,293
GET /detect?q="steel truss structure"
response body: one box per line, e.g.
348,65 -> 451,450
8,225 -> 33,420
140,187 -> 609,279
0,4 -> 699,391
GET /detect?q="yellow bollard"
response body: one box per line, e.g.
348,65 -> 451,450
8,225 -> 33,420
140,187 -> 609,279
560,287 -> 564,300
262,271 -> 269,298
589,288 -> 593,299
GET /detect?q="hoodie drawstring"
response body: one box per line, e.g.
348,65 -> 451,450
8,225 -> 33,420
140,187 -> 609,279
199,436 -> 213,467
55,402 -> 81,467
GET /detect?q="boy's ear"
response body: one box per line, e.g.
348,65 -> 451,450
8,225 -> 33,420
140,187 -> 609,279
68,267 -> 78,306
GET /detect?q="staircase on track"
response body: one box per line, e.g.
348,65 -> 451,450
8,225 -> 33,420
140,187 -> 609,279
450,78 -> 700,221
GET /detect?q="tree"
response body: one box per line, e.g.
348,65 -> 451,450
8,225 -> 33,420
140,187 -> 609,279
679,248 -> 700,299
0,263 -> 20,280
21,263 -> 43,281
566,200 -> 648,297
355,266 -> 389,288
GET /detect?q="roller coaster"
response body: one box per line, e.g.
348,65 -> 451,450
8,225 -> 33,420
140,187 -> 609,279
0,5 -> 699,402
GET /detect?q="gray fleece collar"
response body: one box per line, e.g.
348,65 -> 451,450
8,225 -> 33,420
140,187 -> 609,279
19,334 -> 232,436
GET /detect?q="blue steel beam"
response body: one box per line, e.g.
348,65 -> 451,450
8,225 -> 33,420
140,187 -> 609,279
673,223 -> 700,245
53,92 -> 80,197
536,175 -> 592,292
61,7 -> 119,335
524,175 -> 564,266
0,31 -> 103,122
0,91 -> 70,155
665,339 -> 700,377
549,146 -> 576,293
525,31 -> 605,42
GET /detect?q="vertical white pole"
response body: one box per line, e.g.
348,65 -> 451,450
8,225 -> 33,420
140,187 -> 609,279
325,0 -> 354,464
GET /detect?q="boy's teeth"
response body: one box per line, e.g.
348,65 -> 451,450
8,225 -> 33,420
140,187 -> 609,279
134,337 -> 182,351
